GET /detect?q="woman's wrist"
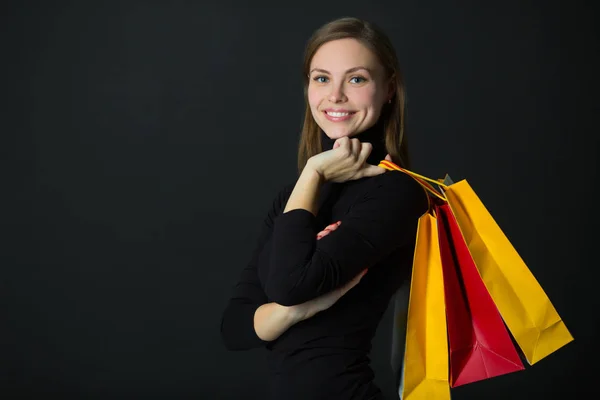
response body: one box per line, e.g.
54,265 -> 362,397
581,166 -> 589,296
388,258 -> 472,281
303,159 -> 326,183
283,161 -> 324,214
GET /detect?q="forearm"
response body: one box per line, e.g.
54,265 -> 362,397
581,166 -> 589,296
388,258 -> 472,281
283,166 -> 323,215
254,302 -> 303,341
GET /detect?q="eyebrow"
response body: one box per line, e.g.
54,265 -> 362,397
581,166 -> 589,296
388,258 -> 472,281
309,66 -> 372,75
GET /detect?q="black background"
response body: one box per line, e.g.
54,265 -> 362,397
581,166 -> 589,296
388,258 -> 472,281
2,1 -> 598,399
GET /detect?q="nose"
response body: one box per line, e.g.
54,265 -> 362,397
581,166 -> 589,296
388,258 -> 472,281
328,81 -> 347,103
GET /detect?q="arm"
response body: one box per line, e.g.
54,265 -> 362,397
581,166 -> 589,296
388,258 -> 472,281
220,186 -> 293,350
253,302 -> 301,342
263,140 -> 428,306
220,242 -> 271,350
255,256 -> 368,341
283,136 -> 383,216
222,212 -> 364,347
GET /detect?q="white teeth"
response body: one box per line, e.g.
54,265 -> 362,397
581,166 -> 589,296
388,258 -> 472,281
326,111 -> 350,117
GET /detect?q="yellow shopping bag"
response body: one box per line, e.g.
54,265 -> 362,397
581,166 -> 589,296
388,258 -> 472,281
442,180 -> 573,364
399,211 -> 450,400
379,160 -> 573,366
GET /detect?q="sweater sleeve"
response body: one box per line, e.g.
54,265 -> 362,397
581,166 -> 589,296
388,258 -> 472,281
263,172 -> 428,306
220,185 -> 291,351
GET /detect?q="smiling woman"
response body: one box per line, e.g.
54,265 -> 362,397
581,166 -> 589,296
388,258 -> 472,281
307,38 -> 393,140
220,17 -> 427,400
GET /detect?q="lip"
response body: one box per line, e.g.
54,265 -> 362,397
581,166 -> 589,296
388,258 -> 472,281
322,109 -> 356,122
324,108 -> 354,113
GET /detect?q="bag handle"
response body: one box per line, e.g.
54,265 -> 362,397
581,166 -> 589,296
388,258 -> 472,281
378,160 -> 448,202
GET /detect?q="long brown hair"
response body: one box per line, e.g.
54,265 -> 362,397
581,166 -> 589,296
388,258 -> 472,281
297,17 -> 411,173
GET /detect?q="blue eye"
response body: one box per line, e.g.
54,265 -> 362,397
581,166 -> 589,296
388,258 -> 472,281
350,76 -> 367,84
313,76 -> 329,83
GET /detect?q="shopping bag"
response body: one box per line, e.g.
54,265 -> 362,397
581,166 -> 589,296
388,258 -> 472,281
378,160 -> 573,366
443,180 -> 574,364
398,211 -> 451,400
436,203 -> 524,387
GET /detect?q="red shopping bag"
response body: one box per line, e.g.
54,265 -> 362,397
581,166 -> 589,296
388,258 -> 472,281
436,203 -> 524,387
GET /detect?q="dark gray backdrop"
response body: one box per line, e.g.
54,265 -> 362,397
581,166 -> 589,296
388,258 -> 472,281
2,0 -> 597,399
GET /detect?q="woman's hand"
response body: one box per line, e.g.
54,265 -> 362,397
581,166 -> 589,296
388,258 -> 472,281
306,137 -> 386,183
316,220 -> 342,240
290,221 -> 368,321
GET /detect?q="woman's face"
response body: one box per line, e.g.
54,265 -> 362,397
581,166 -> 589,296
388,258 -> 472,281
307,38 -> 391,140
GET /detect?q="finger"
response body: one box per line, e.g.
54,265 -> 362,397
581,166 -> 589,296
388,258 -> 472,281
351,139 -> 361,160
357,141 -> 373,165
318,226 -> 339,241
358,164 -> 387,179
334,137 -> 350,152
325,223 -> 339,232
318,221 -> 341,236
316,230 -> 329,239
385,154 -> 392,161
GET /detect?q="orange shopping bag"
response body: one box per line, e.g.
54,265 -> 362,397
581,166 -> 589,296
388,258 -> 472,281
396,209 -> 451,400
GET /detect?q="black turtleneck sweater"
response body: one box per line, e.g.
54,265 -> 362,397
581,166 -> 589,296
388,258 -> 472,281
220,121 -> 429,400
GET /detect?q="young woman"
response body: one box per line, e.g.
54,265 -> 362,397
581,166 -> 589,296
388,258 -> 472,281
220,17 -> 428,400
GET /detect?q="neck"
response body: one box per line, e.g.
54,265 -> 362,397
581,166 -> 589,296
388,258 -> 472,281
320,119 -> 387,166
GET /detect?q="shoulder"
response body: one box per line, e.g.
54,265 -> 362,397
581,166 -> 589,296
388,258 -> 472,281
353,170 -> 429,217
370,170 -> 428,199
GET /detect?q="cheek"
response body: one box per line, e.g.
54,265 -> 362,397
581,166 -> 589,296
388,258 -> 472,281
372,92 -> 387,111
355,86 -> 382,108
307,87 -> 321,109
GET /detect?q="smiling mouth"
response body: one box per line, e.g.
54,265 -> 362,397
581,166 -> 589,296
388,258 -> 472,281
324,111 -> 356,117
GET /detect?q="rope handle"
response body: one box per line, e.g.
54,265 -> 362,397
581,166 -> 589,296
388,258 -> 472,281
378,160 -> 448,202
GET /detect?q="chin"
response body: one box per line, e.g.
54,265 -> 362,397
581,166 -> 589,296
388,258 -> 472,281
322,126 -> 364,140
323,130 -> 352,139
318,122 -> 357,139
